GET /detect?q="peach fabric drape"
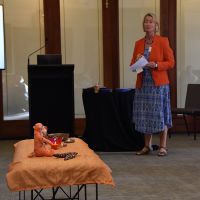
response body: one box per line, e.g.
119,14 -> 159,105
6,138 -> 115,191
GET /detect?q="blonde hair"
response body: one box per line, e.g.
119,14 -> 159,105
143,13 -> 159,33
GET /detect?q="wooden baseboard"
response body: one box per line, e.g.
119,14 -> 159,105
74,118 -> 86,137
0,120 -> 30,139
0,116 -> 199,139
170,115 -> 200,133
0,118 -> 86,139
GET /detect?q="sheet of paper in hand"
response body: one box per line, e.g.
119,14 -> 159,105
130,55 -> 148,73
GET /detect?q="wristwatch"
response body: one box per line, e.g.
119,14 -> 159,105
155,63 -> 158,68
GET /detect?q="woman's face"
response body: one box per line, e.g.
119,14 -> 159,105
143,15 -> 156,34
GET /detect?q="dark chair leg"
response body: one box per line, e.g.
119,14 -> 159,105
193,116 -> 197,140
183,115 -> 190,136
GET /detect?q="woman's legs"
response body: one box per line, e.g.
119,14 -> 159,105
158,126 -> 168,156
144,134 -> 152,148
136,134 -> 152,155
159,125 -> 168,148
136,126 -> 169,156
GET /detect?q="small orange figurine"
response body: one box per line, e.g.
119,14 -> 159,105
31,123 -> 55,157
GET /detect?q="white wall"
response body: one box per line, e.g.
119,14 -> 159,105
60,0 -> 103,118
177,0 -> 200,107
2,0 -> 44,119
119,0 -> 160,88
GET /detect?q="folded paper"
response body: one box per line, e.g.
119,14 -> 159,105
130,56 -> 148,72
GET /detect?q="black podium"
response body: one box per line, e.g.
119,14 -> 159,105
28,64 -> 74,137
82,88 -> 144,151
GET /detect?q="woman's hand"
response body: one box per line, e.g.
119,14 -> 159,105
145,61 -> 157,69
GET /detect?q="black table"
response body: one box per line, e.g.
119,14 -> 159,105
82,87 -> 144,151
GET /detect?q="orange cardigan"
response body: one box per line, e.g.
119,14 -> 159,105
130,35 -> 175,88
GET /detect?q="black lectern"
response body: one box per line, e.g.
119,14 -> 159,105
28,64 -> 74,137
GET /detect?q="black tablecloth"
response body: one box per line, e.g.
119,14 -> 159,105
82,88 -> 144,151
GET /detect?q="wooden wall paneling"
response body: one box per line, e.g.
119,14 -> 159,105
75,118 -> 86,136
160,0 -> 177,108
0,120 -> 30,139
43,0 -> 61,54
102,0 -> 119,88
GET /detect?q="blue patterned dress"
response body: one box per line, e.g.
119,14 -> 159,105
132,48 -> 172,134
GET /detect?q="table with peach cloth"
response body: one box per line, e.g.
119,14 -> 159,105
6,138 -> 114,199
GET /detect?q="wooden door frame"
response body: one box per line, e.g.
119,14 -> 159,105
43,0 -> 61,54
102,0 -> 120,88
160,0 -> 177,108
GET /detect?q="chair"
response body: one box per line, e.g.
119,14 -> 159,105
171,84 -> 200,140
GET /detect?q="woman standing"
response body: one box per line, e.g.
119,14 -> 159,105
130,13 -> 175,156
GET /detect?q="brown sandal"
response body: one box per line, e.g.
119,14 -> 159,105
136,146 -> 151,155
157,147 -> 168,156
